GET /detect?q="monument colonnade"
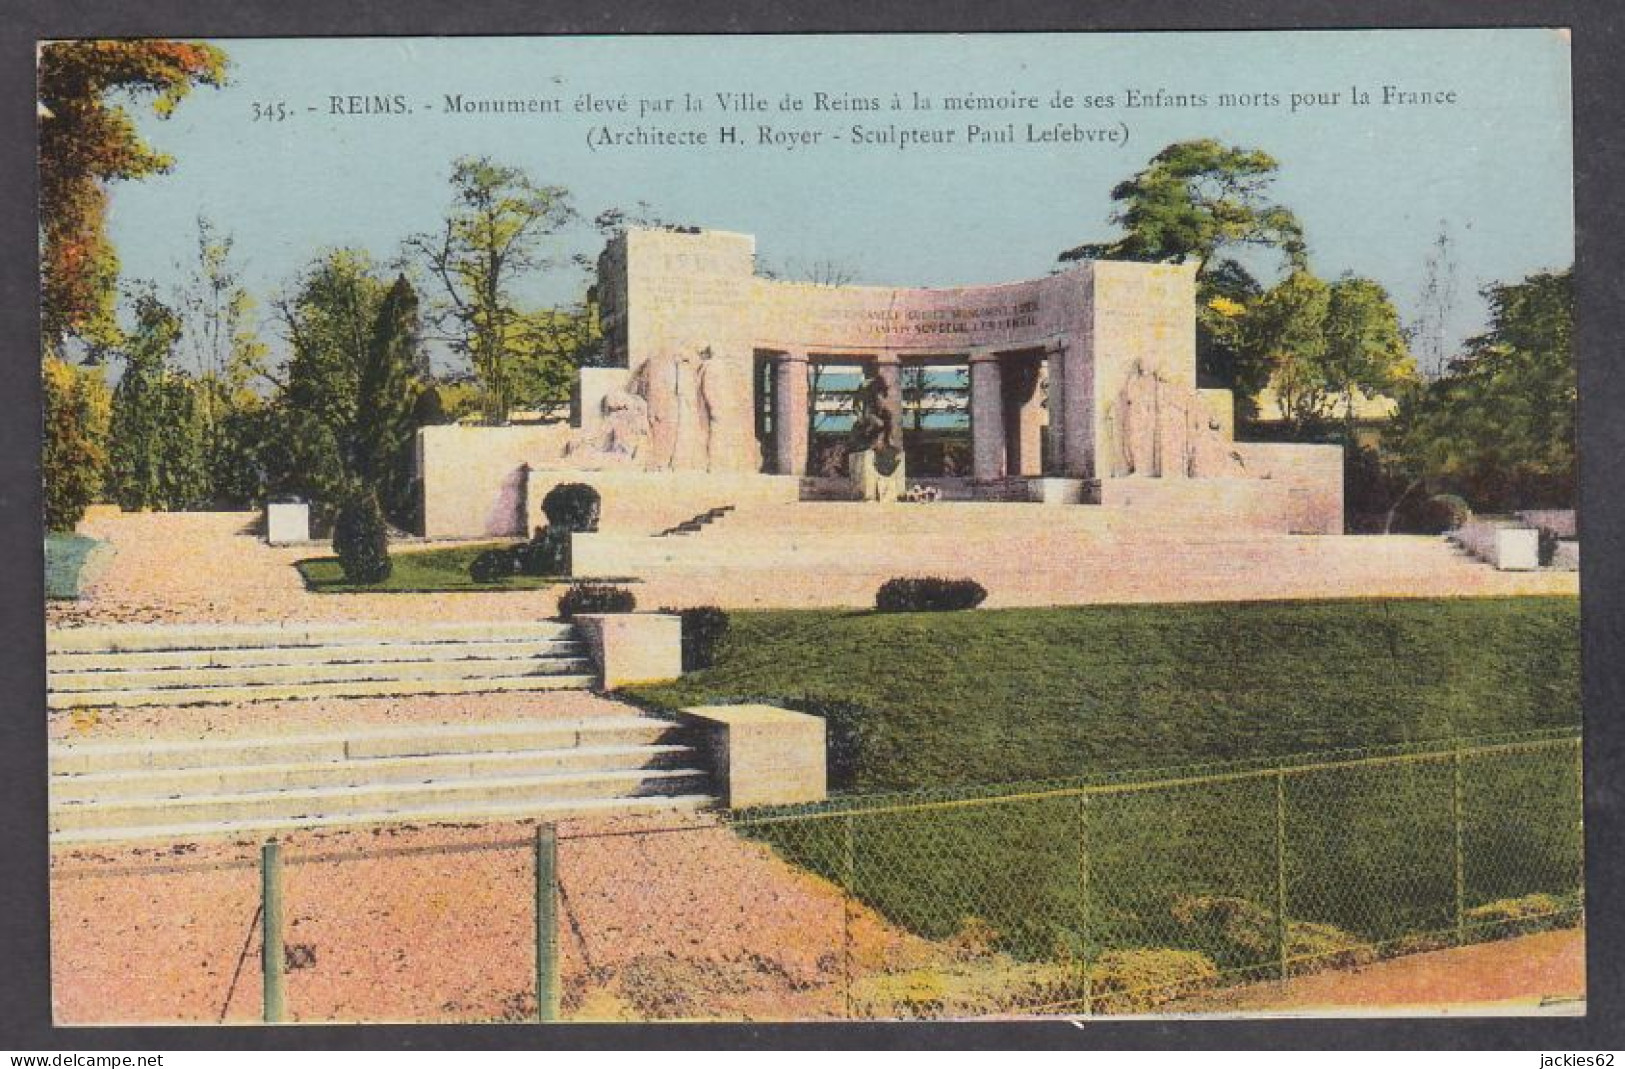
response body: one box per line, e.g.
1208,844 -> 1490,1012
765,339 -> 1087,481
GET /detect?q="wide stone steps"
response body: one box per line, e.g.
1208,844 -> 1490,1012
49,673 -> 599,710
51,766 -> 712,834
48,794 -> 717,847
49,716 -> 716,843
50,742 -> 699,801
58,638 -> 585,672
51,655 -> 596,694
47,620 -> 574,654
47,621 -> 595,709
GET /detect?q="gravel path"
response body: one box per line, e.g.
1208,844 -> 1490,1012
48,512 -> 562,628
1169,927 -> 1585,1014
46,510 -> 1578,629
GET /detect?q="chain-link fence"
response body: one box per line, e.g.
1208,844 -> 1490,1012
50,729 -> 1582,1023
726,728 -> 1584,1018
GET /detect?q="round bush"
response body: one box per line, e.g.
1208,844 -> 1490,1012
1395,492 -> 1473,534
516,528 -> 569,577
469,546 -> 519,583
541,482 -> 602,534
557,583 -> 636,619
659,605 -> 731,671
332,491 -> 392,585
875,577 -> 987,612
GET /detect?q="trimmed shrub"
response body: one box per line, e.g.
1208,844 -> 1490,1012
1395,492 -> 1473,534
517,528 -> 570,577
332,491 -> 392,584
1087,949 -> 1219,1014
469,545 -> 520,583
1537,527 -> 1560,567
541,482 -> 602,534
659,605 -> 731,671
875,577 -> 988,613
557,583 -> 636,619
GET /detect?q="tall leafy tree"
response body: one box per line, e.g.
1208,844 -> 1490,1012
1246,272 -> 1415,437
408,157 -> 574,424
107,295 -> 208,510
165,215 -> 270,505
38,40 -> 227,353
271,255 -> 427,524
1062,139 -> 1306,415
1395,268 -> 1574,510
42,358 -> 112,530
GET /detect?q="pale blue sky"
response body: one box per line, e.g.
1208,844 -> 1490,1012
101,30 -> 1574,369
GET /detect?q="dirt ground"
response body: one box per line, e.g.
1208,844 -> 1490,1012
1168,927 -> 1585,1015
50,805 -> 1585,1025
49,812 -> 936,1025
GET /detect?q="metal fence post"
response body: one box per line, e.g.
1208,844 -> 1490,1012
261,842 -> 285,1024
842,814 -> 856,1020
1274,770 -> 1288,986
535,824 -> 559,1022
1453,746 -> 1466,945
1078,790 -> 1093,1015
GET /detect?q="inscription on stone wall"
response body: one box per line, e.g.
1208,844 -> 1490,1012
818,299 -> 1040,338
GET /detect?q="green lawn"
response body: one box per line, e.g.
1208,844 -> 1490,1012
632,596 -> 1582,792
632,597 -> 1583,972
296,542 -> 567,593
45,533 -> 108,600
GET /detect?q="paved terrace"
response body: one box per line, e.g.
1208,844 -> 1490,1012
48,510 -> 1577,630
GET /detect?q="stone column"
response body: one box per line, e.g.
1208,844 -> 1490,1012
1055,337 -> 1093,479
969,348 -> 1006,481
773,350 -> 810,476
1004,355 -> 1045,477
1045,342 -> 1066,475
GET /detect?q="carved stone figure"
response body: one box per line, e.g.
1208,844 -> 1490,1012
1107,361 -> 1247,479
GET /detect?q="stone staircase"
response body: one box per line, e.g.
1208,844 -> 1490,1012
47,621 -> 597,710
654,504 -> 736,537
49,715 -> 716,844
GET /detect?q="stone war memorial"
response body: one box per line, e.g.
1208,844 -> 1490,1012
417,227 -> 1344,542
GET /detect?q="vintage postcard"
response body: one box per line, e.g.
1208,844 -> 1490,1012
38,30 -> 1582,1026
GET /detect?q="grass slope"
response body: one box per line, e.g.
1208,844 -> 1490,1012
45,533 -> 107,600
635,597 -> 1582,969
632,596 -> 1581,791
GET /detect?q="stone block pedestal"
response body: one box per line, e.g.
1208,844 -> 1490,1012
680,704 -> 827,809
572,612 -> 682,688
849,449 -> 905,502
266,502 -> 311,545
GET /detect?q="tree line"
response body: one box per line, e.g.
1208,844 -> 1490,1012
40,42 -> 602,533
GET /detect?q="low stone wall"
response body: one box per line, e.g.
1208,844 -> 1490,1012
417,425 -> 574,539
1097,465 -> 1341,535
525,470 -> 801,537
1450,521 -> 1541,571
1231,442 -> 1345,534
1516,510 -> 1577,539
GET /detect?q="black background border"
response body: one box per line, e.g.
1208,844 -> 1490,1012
1,0 -> 1620,1052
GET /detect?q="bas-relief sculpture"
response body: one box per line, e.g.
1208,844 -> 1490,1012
567,346 -> 728,472
1106,361 -> 1248,479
